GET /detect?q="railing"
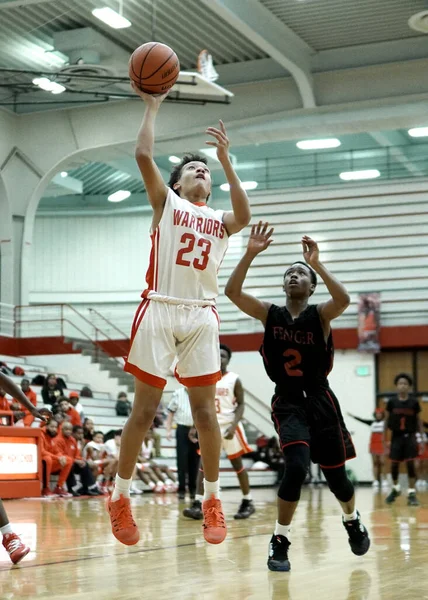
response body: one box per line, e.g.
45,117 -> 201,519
14,304 -> 129,362
88,308 -> 129,340
228,142 -> 428,191
0,303 -> 14,337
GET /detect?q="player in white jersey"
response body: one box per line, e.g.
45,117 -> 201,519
107,85 -> 251,547
183,345 -> 256,520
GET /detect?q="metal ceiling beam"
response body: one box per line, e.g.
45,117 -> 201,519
200,0 -> 316,109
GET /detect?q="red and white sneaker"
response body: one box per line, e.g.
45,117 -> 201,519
203,494 -> 227,545
2,533 -> 30,565
53,486 -> 73,498
106,494 -> 140,546
154,482 -> 165,493
42,488 -> 56,497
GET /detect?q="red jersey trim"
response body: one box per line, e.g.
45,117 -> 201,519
124,362 -> 167,390
175,370 -> 222,388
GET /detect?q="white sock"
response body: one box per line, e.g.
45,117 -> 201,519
148,481 -> 156,490
243,493 -> 252,501
111,475 -> 132,502
393,483 -> 401,492
408,488 -> 416,495
343,509 -> 358,522
165,479 -> 173,485
274,521 -> 291,539
195,494 -> 203,503
203,479 -> 220,501
1,524 -> 13,536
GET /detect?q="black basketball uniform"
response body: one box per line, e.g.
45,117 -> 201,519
386,396 -> 421,462
260,304 -> 355,468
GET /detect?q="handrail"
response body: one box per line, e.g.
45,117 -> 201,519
14,304 -> 128,365
88,307 -> 129,339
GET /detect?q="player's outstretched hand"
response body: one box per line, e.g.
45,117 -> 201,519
31,406 -> 51,422
247,221 -> 274,256
205,120 -> 230,162
130,81 -> 169,106
302,235 -> 320,267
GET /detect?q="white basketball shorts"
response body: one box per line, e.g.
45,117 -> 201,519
220,422 -> 252,460
124,299 -> 222,389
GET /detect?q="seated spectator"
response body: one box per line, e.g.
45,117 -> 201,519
136,430 -> 177,493
41,374 -> 63,406
80,386 -> 93,398
84,431 -> 117,490
69,391 -> 85,421
57,397 -> 82,427
115,392 -> 132,417
55,423 -> 101,496
40,419 -> 73,497
0,386 -> 27,423
83,418 -> 95,442
104,430 -> 141,494
0,386 -> 13,425
16,379 -> 38,427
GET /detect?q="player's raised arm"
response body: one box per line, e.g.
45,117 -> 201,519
132,83 -> 169,213
0,372 -> 49,421
205,120 -> 251,235
301,236 -> 351,326
225,221 -> 273,325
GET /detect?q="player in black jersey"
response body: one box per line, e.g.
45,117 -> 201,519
384,373 -> 423,506
225,221 -> 370,571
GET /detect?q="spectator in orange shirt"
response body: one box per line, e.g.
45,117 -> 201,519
18,379 -> 38,427
41,419 -> 73,497
0,386 -> 13,425
58,397 -> 82,427
69,391 -> 85,421
0,386 -> 27,424
55,423 -> 101,496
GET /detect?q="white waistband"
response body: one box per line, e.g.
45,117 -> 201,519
146,291 -> 215,307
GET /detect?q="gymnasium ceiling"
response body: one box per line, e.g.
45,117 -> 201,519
0,0 -> 427,211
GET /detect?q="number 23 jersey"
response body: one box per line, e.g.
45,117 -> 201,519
143,189 -> 229,302
260,304 -> 333,397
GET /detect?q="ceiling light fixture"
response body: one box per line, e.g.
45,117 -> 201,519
108,190 -> 131,203
92,7 -> 132,29
60,171 -> 68,178
297,139 -> 341,150
339,170 -> 380,181
408,127 -> 428,138
168,155 -> 181,164
220,181 -> 258,192
32,77 -> 66,94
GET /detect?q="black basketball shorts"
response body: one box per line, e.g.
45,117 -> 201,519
389,433 -> 418,462
271,388 -> 356,468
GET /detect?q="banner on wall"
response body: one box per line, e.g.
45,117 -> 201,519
357,293 -> 381,353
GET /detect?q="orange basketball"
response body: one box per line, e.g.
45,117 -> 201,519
129,42 -> 180,94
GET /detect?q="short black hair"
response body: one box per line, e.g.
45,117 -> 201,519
394,373 -> 413,386
168,153 -> 209,198
72,425 -> 83,434
284,261 -> 318,287
220,344 -> 232,360
118,392 -> 127,399
93,430 -> 104,437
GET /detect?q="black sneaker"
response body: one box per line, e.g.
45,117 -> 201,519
407,492 -> 420,506
342,511 -> 371,556
385,488 -> 401,504
183,500 -> 203,520
267,534 -> 291,572
234,499 -> 256,520
178,491 -> 186,500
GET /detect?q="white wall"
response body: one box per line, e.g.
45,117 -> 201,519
229,349 -> 375,482
29,179 -> 428,334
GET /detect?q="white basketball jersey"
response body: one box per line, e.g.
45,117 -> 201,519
143,189 -> 228,303
216,371 -> 239,426
371,420 -> 384,434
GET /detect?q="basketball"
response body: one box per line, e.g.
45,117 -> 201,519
129,42 -> 180,94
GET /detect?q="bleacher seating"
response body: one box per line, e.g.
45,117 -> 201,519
0,354 -> 277,489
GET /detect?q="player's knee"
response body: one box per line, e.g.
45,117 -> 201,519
324,469 -> 354,502
129,401 -> 158,427
278,465 -> 306,502
192,406 -> 217,431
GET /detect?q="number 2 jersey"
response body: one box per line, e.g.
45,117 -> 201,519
142,188 -> 229,303
260,304 -> 333,398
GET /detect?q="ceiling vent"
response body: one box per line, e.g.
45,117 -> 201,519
408,10 -> 428,33
58,64 -> 117,90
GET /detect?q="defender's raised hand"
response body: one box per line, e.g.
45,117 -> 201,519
302,235 -> 320,267
247,221 -> 274,256
205,120 -> 230,162
131,81 -> 169,106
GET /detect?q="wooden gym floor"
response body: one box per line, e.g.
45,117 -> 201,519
1,487 -> 428,600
